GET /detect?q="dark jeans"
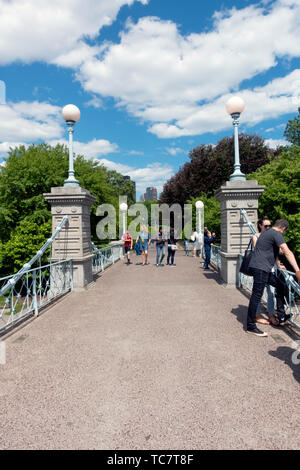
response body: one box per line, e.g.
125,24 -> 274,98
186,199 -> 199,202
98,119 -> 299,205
203,248 -> 211,268
247,268 -> 286,330
167,247 -> 175,265
156,245 -> 165,265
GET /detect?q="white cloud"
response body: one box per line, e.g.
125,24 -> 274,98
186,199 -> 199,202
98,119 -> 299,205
54,42 -> 102,69
84,96 -> 104,109
0,100 -> 119,159
0,0 -> 149,65
148,69 -> 300,138
0,101 -> 62,142
97,158 -> 174,192
0,141 -> 29,158
165,147 -> 185,156
97,158 -> 132,173
48,138 -> 119,158
75,1 -> 300,137
265,138 -> 291,148
128,150 -> 144,156
1,0 -> 299,144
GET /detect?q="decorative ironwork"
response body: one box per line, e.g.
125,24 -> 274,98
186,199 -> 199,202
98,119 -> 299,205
0,260 -> 72,332
0,216 -> 70,333
91,242 -> 124,273
210,245 -> 221,270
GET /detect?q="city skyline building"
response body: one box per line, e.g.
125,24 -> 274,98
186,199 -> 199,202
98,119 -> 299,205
144,187 -> 158,201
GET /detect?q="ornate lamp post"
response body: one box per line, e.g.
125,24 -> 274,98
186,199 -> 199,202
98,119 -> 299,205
62,104 -> 81,187
120,202 -> 128,236
226,96 -> 246,181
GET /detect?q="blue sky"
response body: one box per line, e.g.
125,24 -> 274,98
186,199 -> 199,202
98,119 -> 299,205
0,0 -> 299,199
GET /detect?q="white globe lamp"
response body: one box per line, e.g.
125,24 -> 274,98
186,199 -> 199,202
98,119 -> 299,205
62,104 -> 80,187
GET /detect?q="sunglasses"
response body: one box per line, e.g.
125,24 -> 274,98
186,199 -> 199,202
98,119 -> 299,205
263,224 -> 271,228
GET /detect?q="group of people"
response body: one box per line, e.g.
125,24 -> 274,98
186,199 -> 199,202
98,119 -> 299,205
246,217 -> 300,337
122,225 -> 217,269
184,227 -> 216,269
122,226 -> 178,267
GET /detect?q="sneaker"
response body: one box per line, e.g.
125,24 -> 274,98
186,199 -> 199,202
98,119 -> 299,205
171,264 -> 176,267
278,314 -> 291,325
246,327 -> 268,337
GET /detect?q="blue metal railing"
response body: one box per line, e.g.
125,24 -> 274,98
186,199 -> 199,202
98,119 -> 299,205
91,242 -> 124,273
0,260 -> 72,332
210,245 -> 221,270
0,216 -> 71,332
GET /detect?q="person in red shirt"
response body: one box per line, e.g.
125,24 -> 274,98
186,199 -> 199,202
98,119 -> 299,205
122,230 -> 133,265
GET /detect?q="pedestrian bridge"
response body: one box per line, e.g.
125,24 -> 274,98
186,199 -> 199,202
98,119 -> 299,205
0,247 -> 299,450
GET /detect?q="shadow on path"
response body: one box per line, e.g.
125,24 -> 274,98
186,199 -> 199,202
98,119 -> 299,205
202,269 -> 223,285
269,346 -> 300,385
231,304 -> 247,331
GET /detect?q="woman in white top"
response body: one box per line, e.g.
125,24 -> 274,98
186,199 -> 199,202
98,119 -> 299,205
191,227 -> 199,257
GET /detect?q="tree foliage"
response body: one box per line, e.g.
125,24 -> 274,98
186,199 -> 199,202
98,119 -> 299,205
160,134 -> 276,205
0,219 -> 52,275
0,143 -> 136,276
248,146 -> 300,260
284,107 -> 300,146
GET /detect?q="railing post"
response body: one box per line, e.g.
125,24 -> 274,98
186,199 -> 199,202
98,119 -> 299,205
32,270 -> 39,317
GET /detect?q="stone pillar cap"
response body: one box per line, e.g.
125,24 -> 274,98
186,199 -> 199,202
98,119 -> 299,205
215,179 -> 265,201
44,186 -> 96,204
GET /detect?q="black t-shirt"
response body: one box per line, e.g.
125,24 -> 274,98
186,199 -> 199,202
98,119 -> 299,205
249,228 -> 285,273
168,234 -> 176,245
155,233 -> 165,246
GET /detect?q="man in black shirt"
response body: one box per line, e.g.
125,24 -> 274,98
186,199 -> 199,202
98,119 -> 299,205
247,219 -> 300,337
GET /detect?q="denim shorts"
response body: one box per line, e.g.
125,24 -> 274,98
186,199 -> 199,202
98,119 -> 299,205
141,240 -> 148,251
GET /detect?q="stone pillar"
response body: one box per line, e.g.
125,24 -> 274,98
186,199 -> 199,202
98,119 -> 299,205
44,186 -> 96,290
215,180 -> 264,286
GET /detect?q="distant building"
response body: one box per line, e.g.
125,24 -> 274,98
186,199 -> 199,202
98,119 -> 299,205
144,187 -> 158,201
139,194 -> 145,202
123,175 -> 136,201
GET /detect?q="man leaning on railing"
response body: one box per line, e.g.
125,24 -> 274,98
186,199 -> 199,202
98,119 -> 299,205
246,219 -> 300,338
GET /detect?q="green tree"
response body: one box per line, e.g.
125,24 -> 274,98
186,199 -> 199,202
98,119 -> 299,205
284,107 -> 300,146
0,219 -> 52,275
0,143 -> 137,275
0,144 -> 68,242
248,146 -> 300,259
106,170 -> 136,206
160,134 -> 275,205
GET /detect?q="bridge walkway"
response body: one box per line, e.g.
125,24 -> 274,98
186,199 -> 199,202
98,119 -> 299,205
0,248 -> 299,449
